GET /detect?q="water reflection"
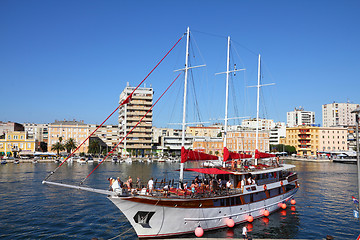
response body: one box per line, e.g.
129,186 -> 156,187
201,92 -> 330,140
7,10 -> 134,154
0,160 -> 359,239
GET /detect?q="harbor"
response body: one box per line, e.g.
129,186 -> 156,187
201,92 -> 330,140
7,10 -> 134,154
0,159 -> 358,239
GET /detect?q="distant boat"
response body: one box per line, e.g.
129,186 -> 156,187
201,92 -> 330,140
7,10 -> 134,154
77,157 -> 86,164
1,160 -> 7,164
87,156 -> 94,163
112,156 -> 118,163
125,157 -> 132,164
333,152 -> 357,164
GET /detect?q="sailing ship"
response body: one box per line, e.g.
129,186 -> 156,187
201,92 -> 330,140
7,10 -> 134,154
43,27 -> 299,238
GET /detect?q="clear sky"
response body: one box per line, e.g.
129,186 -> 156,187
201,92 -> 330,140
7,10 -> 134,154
1,0 -> 359,127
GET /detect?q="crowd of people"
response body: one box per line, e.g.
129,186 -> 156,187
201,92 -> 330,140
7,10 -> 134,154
108,173 -> 258,198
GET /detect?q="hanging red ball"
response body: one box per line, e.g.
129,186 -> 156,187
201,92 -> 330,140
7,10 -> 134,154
247,215 -> 254,222
290,199 -> 296,205
226,218 -> 235,228
263,209 -> 269,217
281,203 -> 287,209
195,227 -> 204,237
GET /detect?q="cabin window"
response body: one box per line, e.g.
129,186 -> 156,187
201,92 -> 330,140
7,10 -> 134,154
253,191 -> 267,201
213,199 -> 221,207
230,197 -> 236,206
269,188 -> 281,197
243,194 -> 251,204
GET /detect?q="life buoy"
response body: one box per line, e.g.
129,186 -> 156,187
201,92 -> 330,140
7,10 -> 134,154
263,185 -> 267,190
280,181 -> 283,186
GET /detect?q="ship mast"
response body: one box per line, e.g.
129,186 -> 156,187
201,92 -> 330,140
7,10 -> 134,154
178,27 -> 206,182
179,27 -> 190,182
255,54 -> 261,165
215,36 -> 244,166
251,54 -> 274,165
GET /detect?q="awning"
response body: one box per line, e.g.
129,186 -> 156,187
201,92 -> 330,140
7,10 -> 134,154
183,168 -> 233,175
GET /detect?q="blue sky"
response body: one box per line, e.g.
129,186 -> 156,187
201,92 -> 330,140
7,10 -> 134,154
1,1 -> 359,127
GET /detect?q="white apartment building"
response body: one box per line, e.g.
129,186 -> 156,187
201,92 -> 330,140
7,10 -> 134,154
269,122 -> 286,145
322,102 -> 360,127
23,123 -> 48,142
287,107 -> 315,127
119,84 -> 153,157
241,118 -> 275,130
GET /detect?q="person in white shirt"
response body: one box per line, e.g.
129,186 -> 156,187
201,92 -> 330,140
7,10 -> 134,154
147,177 -> 154,195
242,226 -> 247,239
111,178 -> 120,192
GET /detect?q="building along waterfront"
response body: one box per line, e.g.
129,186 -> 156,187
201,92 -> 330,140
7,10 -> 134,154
0,131 -> 37,157
287,107 -> 315,127
284,126 -> 347,156
119,84 -> 153,157
322,102 -> 359,127
48,120 -> 89,154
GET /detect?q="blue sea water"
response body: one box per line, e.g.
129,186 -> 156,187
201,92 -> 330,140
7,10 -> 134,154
0,160 -> 359,239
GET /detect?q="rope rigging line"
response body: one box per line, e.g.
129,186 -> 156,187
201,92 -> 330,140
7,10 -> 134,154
43,33 -> 185,182
80,73 -> 182,184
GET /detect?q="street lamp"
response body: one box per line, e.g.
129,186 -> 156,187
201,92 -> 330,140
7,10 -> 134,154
351,107 -> 360,210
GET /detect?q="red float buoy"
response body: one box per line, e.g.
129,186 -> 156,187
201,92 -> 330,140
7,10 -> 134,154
281,203 -> 287,209
247,215 -> 253,222
195,226 -> 204,237
263,209 -> 269,217
226,218 -> 235,228
290,199 -> 296,205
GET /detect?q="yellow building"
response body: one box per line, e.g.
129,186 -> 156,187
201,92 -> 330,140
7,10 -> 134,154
227,130 -> 270,153
284,126 -> 347,156
48,120 -> 89,154
186,126 -> 221,138
193,137 -> 223,156
192,130 -> 270,156
0,131 -> 37,157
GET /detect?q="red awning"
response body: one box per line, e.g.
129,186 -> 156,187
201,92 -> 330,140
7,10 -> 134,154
223,147 -> 252,162
181,147 -> 218,163
184,168 -> 233,175
255,149 -> 276,159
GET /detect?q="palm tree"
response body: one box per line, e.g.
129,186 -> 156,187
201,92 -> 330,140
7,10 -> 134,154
65,138 -> 77,154
51,142 -> 65,156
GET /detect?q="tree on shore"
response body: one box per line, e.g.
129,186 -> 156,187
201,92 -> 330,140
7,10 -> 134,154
65,138 -> 77,154
51,142 -> 65,156
88,139 -> 100,154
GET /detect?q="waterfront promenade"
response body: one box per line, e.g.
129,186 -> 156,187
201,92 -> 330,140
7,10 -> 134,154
281,156 -> 331,162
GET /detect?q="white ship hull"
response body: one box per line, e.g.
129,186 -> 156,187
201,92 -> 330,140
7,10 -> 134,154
109,187 -> 297,238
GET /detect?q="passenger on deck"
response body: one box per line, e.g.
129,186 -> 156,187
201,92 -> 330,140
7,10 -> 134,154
163,185 -> 169,196
226,180 -> 232,192
128,176 -> 133,189
136,177 -> 141,189
183,181 -> 188,190
247,176 -> 252,185
117,177 -> 123,188
237,159 -> 241,169
241,178 -> 245,192
108,178 -> 114,191
147,178 -> 154,195
112,178 -> 121,192
190,180 -> 196,197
